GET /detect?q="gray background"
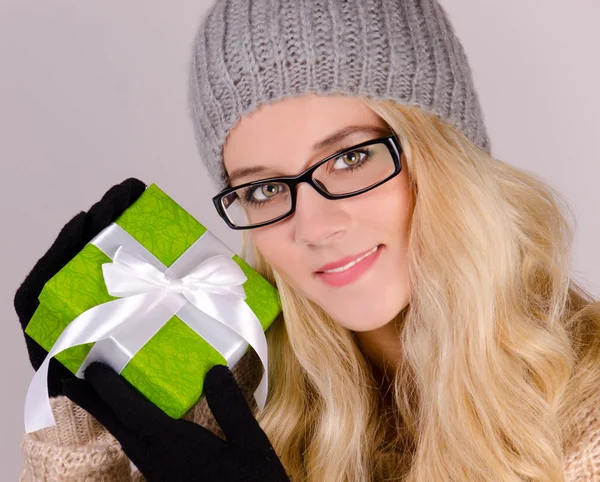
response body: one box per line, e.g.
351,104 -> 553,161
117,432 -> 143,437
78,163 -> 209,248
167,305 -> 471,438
1,1 -> 599,479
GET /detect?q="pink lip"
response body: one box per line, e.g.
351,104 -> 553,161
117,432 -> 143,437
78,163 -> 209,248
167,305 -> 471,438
316,245 -> 381,272
315,245 -> 383,288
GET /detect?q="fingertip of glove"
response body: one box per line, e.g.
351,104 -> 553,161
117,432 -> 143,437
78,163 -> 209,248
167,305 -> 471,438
205,364 -> 234,386
120,177 -> 146,192
84,178 -> 146,236
83,361 -> 120,384
118,178 -> 146,208
204,365 -> 245,403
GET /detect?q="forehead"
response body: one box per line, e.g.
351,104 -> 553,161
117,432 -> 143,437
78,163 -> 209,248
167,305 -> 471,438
222,94 -> 388,175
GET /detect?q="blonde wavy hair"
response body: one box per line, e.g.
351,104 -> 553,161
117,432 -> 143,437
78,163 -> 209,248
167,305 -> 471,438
239,98 -> 600,481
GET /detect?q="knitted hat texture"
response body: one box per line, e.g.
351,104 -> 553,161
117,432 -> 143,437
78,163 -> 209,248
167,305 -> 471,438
188,0 -> 491,190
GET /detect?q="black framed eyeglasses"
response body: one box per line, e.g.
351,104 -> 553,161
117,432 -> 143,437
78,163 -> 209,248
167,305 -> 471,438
212,135 -> 403,230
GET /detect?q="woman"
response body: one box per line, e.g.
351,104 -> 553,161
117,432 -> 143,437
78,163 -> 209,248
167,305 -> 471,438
16,0 -> 600,481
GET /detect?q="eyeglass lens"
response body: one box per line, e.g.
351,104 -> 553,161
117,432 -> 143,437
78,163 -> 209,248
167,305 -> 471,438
221,141 -> 396,228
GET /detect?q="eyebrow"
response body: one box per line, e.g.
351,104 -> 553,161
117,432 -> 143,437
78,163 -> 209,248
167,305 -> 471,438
227,124 -> 393,185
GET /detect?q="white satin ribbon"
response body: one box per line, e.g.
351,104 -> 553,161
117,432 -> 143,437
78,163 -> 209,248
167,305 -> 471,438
24,224 -> 269,434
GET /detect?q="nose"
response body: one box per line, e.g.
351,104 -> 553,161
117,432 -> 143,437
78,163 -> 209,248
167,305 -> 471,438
293,182 -> 351,246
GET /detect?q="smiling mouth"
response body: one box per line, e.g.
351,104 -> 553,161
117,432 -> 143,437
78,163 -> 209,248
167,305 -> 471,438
316,245 -> 381,274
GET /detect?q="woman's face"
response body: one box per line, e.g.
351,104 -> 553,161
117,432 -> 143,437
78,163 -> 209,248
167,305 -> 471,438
223,94 -> 411,332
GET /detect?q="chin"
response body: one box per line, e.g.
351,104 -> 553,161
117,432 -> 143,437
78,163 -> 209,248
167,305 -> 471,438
330,307 -> 399,332
326,294 -> 409,331
343,318 -> 393,333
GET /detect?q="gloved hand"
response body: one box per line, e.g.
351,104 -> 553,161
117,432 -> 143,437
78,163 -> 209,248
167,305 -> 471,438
63,361 -> 290,482
13,178 -> 147,396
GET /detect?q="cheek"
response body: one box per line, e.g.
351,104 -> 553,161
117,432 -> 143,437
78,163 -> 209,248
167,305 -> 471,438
250,228 -> 296,278
355,174 -> 411,232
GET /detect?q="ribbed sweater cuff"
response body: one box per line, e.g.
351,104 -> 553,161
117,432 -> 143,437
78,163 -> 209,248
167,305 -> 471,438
19,396 -> 133,482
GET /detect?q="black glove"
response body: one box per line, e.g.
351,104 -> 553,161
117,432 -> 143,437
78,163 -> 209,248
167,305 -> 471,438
14,178 -> 147,396
63,361 -> 290,482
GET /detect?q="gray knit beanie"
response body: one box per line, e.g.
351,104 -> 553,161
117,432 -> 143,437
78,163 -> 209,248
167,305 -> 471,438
188,0 -> 491,190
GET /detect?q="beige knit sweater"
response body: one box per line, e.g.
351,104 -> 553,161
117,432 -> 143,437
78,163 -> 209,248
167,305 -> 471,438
19,350 -> 600,481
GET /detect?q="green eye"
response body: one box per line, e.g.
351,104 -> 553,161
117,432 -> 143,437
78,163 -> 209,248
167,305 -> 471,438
244,183 -> 284,204
332,149 -> 368,171
342,151 -> 361,166
260,184 -> 279,198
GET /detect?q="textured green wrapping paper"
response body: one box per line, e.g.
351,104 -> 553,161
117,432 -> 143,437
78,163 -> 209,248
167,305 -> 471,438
25,183 -> 281,418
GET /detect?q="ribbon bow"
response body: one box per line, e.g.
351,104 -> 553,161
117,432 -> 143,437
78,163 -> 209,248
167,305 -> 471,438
104,247 -> 248,300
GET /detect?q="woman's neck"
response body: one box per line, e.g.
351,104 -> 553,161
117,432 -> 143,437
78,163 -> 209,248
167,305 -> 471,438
353,308 -> 407,379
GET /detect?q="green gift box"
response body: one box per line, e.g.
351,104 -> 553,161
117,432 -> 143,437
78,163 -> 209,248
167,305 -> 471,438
25,183 -> 281,419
